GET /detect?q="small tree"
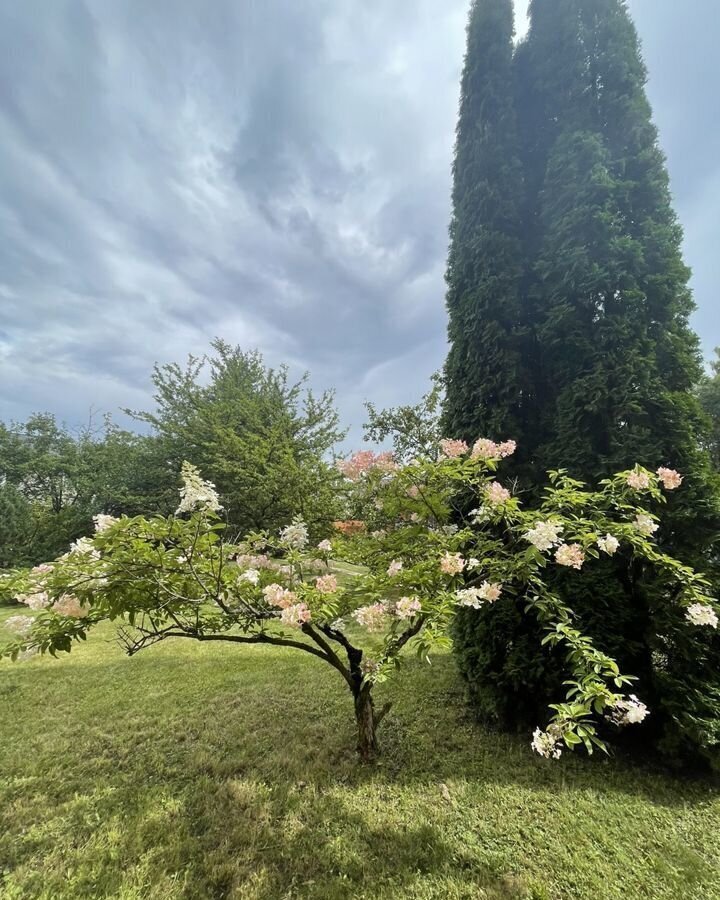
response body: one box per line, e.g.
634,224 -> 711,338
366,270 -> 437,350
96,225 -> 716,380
3,449 -> 717,763
126,340 -> 346,537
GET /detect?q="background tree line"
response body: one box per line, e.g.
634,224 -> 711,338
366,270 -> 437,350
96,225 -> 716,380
0,339 -> 344,570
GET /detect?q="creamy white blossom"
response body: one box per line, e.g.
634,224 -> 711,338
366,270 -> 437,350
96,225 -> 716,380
626,470 -> 651,490
387,559 -> 403,577
239,569 -> 260,585
280,519 -> 309,550
455,587 -> 485,609
531,725 -> 563,759
609,695 -> 649,726
93,514 -> 118,533
686,603 -> 718,629
70,536 -> 100,558
523,521 -> 564,552
597,534 -> 619,555
19,591 -> 51,610
176,462 -> 222,515
317,539 -> 332,553
635,513 -> 659,536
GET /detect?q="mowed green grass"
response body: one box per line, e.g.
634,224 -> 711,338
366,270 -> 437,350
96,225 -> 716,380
1,606 -> 719,900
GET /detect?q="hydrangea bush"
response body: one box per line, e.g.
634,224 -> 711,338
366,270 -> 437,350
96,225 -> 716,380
2,448 -> 717,762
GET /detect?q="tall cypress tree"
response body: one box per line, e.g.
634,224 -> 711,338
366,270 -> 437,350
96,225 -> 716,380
447,0 -> 720,765
443,0 -> 528,446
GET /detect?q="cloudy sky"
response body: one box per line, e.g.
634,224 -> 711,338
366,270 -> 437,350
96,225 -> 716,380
0,0 -> 717,445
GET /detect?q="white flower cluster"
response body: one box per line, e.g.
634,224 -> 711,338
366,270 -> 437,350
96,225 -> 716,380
70,537 -> 100,559
4,615 -> 35,636
280,519 -> 309,550
609,695 -> 649,726
176,462 -> 222,515
686,603 -> 718,629
455,582 -> 502,609
239,569 -> 260,585
93,514 -> 118,533
634,513 -> 659,536
531,724 -> 563,759
523,521 -> 564,552
597,534 -> 619,555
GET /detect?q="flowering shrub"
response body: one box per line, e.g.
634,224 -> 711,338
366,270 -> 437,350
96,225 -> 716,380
2,452 -> 716,763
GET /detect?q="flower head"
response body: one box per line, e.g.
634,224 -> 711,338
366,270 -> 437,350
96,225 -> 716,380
353,603 -> 388,632
280,519 -> 309,550
531,725 -> 563,760
263,584 -> 297,609
360,657 -> 380,679
523,521 -> 564,552
387,559 -> 403,577
280,603 -> 311,628
315,574 -> 338,594
93,514 -> 118,533
70,536 -> 99,558
686,603 -> 718,628
485,482 -> 511,506
394,596 -> 422,620
239,569 -> 260,585
635,513 -> 659,536
554,544 -> 585,570
52,595 -> 88,617
176,462 -> 222,515
657,467 -> 683,490
439,439 -> 469,458
317,539 -> 332,553
626,469 -> 651,491
19,591 -> 51,610
609,695 -> 649,726
471,438 -> 516,461
336,450 -> 397,481
440,552 -> 465,576
597,534 -> 619,555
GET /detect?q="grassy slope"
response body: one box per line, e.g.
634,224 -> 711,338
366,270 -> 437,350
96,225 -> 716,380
1,606 -> 719,900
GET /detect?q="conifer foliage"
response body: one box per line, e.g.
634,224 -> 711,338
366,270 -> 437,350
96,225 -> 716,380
446,0 -> 720,766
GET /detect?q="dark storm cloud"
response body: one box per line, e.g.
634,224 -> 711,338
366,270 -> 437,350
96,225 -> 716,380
0,0 -> 717,445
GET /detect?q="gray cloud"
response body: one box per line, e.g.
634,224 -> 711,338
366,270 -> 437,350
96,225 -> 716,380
0,0 -> 717,448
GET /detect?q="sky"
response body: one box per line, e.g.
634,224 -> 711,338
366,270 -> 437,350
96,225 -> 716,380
0,0 -> 717,446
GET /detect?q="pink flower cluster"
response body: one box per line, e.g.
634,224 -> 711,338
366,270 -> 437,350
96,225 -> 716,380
263,584 -> 297,609
353,603 -> 388,632
280,603 -> 311,628
471,438 -> 517,460
440,553 -> 465,576
315,574 -> 338,594
554,544 -> 585,570
336,451 -> 397,481
485,482 -> 511,506
394,596 -> 422,619
53,595 -> 88,617
439,439 -> 469,458
657,467 -> 683,490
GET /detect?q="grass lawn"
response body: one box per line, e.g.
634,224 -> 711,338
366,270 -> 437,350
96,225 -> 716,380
1,605 -> 719,900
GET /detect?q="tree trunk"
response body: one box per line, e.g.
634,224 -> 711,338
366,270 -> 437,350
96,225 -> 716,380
354,689 -> 378,761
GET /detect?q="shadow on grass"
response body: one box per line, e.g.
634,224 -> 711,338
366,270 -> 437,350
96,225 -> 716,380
2,641 -> 719,898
